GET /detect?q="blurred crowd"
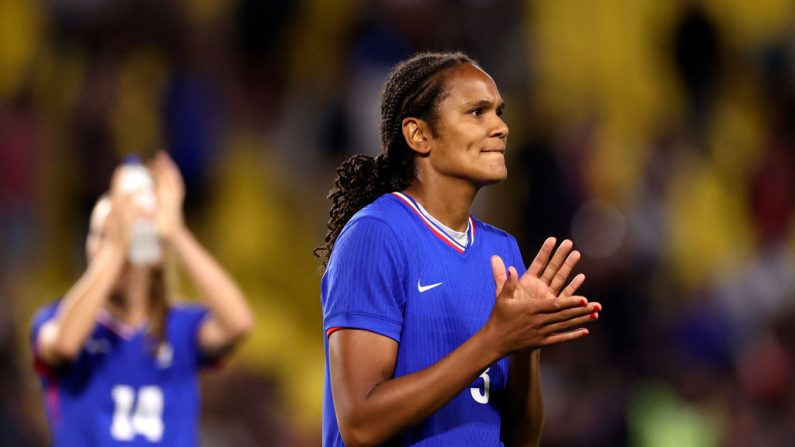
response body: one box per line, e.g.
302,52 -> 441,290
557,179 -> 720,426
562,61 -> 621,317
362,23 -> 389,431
1,0 -> 794,446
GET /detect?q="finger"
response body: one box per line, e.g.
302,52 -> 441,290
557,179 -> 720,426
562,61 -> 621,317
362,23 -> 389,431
560,273 -> 585,298
491,255 -> 507,294
540,239 -> 573,285
498,266 -> 519,300
536,294 -> 589,313
526,237 -> 556,277
148,154 -> 162,177
156,151 -> 177,175
543,311 -> 599,335
541,302 -> 601,326
109,166 -> 128,198
541,328 -> 589,346
156,149 -> 173,164
548,249 -> 580,295
159,151 -> 185,190
150,151 -> 170,183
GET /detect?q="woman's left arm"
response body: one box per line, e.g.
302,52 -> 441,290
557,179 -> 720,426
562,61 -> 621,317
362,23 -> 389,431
504,349 -> 543,447
169,226 -> 254,355
502,238 -> 591,447
152,151 -> 254,357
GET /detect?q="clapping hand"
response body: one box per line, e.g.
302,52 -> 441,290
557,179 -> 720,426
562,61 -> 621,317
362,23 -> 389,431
149,151 -> 186,242
485,238 -> 600,355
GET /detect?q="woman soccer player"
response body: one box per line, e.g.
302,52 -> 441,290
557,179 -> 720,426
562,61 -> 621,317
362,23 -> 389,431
30,152 -> 254,446
317,52 -> 602,447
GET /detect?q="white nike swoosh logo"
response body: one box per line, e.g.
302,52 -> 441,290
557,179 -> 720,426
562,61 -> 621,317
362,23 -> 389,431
417,280 -> 443,293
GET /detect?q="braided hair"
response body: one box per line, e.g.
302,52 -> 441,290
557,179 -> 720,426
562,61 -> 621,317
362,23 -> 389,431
315,51 -> 476,266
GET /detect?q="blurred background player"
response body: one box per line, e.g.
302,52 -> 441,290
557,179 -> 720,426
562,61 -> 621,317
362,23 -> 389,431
29,152 -> 254,446
317,52 -> 602,446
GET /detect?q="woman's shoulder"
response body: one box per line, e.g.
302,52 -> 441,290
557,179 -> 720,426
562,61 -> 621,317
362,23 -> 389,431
352,193 -> 404,219
331,195 -> 412,263
31,299 -> 63,326
344,193 -> 408,232
471,217 -> 517,242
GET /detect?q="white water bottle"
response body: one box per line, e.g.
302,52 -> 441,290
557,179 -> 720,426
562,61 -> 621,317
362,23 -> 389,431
119,155 -> 162,265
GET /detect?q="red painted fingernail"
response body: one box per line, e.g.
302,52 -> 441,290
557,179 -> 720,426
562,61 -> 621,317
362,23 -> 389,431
583,329 -> 590,336
590,312 -> 598,320
579,299 -> 587,306
595,304 -> 602,312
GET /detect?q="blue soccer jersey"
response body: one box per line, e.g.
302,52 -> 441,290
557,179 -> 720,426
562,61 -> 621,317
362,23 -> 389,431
30,302 -> 212,446
321,192 -> 527,446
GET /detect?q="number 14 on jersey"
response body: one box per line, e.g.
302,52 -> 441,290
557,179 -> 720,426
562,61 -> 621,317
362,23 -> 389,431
111,385 -> 164,442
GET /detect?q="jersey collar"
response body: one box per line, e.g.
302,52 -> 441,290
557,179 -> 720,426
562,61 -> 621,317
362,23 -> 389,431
391,192 -> 476,253
97,309 -> 148,340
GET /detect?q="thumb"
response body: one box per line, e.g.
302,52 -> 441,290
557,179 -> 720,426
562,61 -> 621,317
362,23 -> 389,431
491,255 -> 507,294
109,165 -> 127,199
498,266 -> 519,300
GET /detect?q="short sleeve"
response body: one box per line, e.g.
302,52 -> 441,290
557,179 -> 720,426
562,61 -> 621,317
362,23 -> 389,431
30,304 -> 58,350
30,303 -> 59,377
170,304 -> 213,368
507,235 -> 527,277
321,217 -> 407,342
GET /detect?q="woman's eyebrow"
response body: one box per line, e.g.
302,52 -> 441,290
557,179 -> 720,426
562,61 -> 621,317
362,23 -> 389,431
461,99 -> 505,109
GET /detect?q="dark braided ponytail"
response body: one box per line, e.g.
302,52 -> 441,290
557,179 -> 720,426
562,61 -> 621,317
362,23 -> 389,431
315,51 -> 476,266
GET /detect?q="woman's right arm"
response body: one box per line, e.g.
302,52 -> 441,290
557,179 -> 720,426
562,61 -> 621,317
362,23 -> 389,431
36,170 -> 133,365
329,259 -> 599,447
36,241 -> 126,364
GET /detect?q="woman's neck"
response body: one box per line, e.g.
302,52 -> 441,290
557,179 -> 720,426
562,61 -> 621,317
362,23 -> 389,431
403,177 -> 478,232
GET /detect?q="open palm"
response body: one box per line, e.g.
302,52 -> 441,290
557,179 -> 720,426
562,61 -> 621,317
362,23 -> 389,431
493,238 -> 585,299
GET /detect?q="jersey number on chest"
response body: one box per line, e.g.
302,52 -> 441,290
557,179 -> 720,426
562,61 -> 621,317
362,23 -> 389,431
110,385 -> 164,442
470,367 -> 491,404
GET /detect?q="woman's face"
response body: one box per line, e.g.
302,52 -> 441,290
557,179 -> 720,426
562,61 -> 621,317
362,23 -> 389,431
423,63 -> 509,186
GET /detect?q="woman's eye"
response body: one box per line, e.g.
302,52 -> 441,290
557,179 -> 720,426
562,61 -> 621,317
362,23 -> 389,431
470,108 -> 483,117
496,108 -> 504,117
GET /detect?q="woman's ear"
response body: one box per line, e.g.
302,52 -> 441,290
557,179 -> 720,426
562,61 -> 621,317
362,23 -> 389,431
402,117 -> 432,156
